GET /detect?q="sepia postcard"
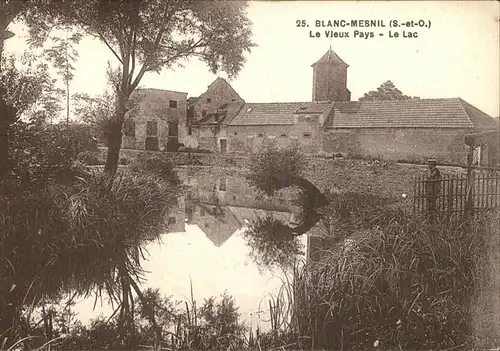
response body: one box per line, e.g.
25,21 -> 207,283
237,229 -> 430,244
0,1 -> 499,350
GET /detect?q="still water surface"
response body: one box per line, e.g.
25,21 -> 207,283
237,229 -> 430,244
71,172 -> 309,331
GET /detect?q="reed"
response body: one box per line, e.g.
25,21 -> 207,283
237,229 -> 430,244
286,210 -> 499,349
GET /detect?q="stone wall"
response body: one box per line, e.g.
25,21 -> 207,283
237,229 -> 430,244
123,89 -> 188,151
323,128 -> 472,165
226,124 -> 323,154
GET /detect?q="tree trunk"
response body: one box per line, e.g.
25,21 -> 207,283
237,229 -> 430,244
0,95 -> 9,180
290,176 -> 329,208
103,93 -> 128,190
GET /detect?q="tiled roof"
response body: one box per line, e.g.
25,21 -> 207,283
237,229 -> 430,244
295,102 -> 334,114
324,98 -> 496,129
135,88 -> 187,95
229,102 -> 305,126
311,49 -> 348,67
196,110 -> 227,125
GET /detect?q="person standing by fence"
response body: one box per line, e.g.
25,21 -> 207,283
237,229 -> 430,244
425,159 -> 441,214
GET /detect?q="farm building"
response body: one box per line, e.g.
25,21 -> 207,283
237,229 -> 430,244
122,48 -> 498,166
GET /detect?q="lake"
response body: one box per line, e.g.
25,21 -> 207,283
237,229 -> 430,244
70,171 -> 311,332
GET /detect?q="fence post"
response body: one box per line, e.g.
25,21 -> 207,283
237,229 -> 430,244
465,146 -> 475,215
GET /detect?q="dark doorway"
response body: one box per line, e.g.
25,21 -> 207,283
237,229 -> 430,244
145,121 -> 159,151
145,137 -> 159,151
220,139 -> 227,154
167,121 -> 179,152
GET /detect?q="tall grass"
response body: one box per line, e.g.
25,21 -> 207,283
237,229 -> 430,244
0,164 -> 179,348
284,211 -> 499,349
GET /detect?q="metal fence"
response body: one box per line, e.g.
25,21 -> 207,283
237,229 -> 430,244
413,172 -> 500,215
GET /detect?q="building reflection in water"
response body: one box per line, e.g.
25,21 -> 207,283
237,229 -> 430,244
167,171 -> 302,247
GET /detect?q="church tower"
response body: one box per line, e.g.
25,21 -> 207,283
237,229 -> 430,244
311,49 -> 351,102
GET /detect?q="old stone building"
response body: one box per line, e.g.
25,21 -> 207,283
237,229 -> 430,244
323,98 -> 498,165
226,101 -> 333,154
123,48 -> 497,166
311,49 -> 351,102
122,88 -> 187,151
186,78 -> 245,151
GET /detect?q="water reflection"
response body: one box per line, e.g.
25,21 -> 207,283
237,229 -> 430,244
71,172 -> 313,331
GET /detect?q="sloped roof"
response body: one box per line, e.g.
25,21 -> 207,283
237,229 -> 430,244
229,102 -> 305,126
198,77 -> 244,104
295,101 -> 334,114
324,98 -> 497,129
196,110 -> 227,125
311,49 -> 348,67
135,88 -> 187,95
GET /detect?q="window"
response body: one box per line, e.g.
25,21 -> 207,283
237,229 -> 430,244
200,209 -> 205,216
207,97 -> 212,103
219,178 -> 226,192
234,132 -> 237,136
280,133 -> 287,138
168,217 -> 176,225
257,133 -> 264,138
124,120 -> 135,137
205,223 -> 209,228
302,132 -> 312,138
231,98 -> 236,101
146,121 -> 158,136
169,100 -> 177,108
188,125 -> 192,136
202,110 -> 207,117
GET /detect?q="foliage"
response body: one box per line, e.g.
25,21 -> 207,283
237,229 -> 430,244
317,191 -> 394,241
283,211 -> 499,350
49,290 -> 247,351
244,215 -> 304,271
73,89 -> 143,146
0,53 -> 62,122
359,80 -> 412,101
0,167 -> 178,346
246,143 -> 306,197
130,153 -> 180,186
6,120 -> 97,186
44,30 -> 83,124
0,52 -> 64,178
43,32 -> 82,86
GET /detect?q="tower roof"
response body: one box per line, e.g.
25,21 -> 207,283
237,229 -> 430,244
311,49 -> 348,67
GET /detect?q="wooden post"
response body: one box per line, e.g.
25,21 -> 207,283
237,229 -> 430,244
465,146 -> 475,215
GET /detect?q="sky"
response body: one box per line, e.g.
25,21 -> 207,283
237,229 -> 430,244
5,0 -> 500,118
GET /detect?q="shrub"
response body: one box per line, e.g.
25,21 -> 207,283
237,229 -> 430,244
246,143 -> 306,196
129,153 -> 180,185
7,121 -> 98,184
77,150 -> 103,165
118,156 -> 130,165
286,211 -> 499,350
